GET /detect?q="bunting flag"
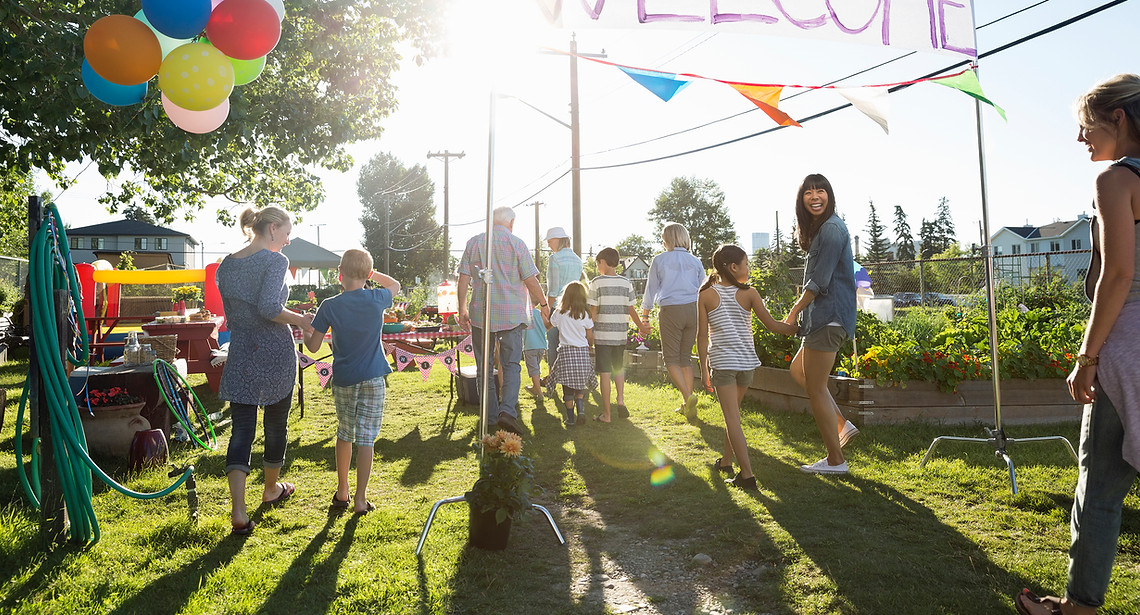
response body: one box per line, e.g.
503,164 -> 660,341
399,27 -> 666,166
393,348 -> 416,372
439,348 -> 458,374
315,361 -> 334,388
416,356 -> 437,381
458,335 -> 474,357
296,351 -> 316,368
930,69 -> 1007,121
836,87 -> 891,134
617,65 -> 692,102
724,83 -> 799,127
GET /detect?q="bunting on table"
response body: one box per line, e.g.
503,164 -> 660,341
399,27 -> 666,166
391,346 -> 462,381
547,48 -> 1004,127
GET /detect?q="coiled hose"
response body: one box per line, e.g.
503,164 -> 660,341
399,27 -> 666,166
16,204 -> 193,545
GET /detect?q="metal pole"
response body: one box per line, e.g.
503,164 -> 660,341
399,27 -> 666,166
570,34 -> 582,255
533,202 -> 542,266
385,197 -> 391,273
428,151 -> 465,270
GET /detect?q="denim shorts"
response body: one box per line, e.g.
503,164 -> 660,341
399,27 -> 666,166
710,368 -> 755,388
803,325 -> 848,352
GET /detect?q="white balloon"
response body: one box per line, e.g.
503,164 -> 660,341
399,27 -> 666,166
162,93 -> 230,133
266,0 -> 285,21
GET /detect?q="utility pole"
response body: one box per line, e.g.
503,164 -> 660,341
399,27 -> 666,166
427,150 -> 464,266
529,201 -> 544,266
312,223 -> 326,246
385,196 -> 391,273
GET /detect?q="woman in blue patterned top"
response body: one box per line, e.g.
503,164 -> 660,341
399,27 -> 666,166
215,205 -> 314,535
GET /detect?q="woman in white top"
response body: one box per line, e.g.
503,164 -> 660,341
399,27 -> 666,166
698,245 -> 796,491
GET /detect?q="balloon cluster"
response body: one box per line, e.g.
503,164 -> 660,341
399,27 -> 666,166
82,0 -> 285,134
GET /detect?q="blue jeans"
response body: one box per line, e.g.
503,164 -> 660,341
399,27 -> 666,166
1067,389 -> 1137,608
545,326 -> 560,370
224,388 -> 294,475
472,325 -> 524,422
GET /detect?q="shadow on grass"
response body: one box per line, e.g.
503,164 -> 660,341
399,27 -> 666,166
257,513 -> 359,614
376,425 -> 479,487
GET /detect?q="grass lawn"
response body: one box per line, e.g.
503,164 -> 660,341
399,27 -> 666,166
1,345 -> 1138,614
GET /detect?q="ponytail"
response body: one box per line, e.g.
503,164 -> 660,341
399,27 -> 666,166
239,205 -> 291,241
703,244 -> 749,291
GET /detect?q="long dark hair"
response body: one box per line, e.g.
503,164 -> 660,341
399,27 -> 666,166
700,244 -> 750,292
794,174 -> 836,251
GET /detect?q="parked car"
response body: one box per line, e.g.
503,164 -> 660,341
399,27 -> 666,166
923,292 -> 956,306
893,292 -> 921,307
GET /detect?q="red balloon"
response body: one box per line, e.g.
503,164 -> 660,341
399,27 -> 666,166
206,0 -> 281,61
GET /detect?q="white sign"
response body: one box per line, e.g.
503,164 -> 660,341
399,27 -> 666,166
538,0 -> 977,58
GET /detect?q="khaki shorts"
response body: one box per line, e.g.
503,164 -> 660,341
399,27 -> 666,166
803,325 -> 848,352
710,368 -> 755,388
659,302 -> 698,367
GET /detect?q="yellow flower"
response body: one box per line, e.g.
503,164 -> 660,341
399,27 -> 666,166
498,437 -> 523,457
481,434 -> 500,451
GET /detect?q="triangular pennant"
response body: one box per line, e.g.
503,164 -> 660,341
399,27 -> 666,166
617,66 -> 693,102
836,87 -> 890,134
394,348 -> 415,371
296,351 -> 316,368
439,348 -> 458,374
417,355 -> 437,381
315,361 -> 334,388
726,84 -> 800,127
931,69 -> 1007,121
458,336 -> 474,357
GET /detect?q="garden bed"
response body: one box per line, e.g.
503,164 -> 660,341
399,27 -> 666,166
744,366 -> 1082,426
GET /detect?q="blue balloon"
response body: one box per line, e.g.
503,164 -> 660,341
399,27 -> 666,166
82,59 -> 147,106
141,0 -> 212,40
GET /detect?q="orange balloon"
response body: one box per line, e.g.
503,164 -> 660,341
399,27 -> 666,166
84,15 -> 162,86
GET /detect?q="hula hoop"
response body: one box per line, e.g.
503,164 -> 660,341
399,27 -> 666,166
152,359 -> 217,450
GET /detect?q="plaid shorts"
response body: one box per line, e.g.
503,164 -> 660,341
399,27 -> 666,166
333,375 -> 386,447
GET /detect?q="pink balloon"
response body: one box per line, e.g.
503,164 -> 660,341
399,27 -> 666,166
162,93 -> 230,133
206,0 -> 281,60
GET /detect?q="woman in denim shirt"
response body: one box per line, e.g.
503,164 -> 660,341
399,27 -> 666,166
783,174 -> 857,475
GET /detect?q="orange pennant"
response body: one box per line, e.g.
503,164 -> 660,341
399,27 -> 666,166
727,84 -> 800,127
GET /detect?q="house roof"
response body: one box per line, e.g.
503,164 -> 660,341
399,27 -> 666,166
1036,219 -> 1084,239
69,219 -> 198,245
995,219 -> 1088,241
281,237 -> 342,268
1002,226 -> 1039,239
619,256 -> 648,268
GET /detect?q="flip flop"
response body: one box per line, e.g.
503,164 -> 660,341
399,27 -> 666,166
354,501 -> 375,516
593,414 -> 611,423
264,482 -> 295,506
615,404 -> 629,419
331,493 -> 350,509
231,519 -> 255,536
1015,589 -> 1063,615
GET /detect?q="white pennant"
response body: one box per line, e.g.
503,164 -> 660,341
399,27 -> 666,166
836,87 -> 890,135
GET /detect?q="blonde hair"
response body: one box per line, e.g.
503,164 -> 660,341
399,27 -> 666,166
339,248 -> 373,281
238,206 -> 291,241
1076,73 -> 1140,142
661,223 -> 691,251
550,237 -> 571,251
558,281 -> 589,320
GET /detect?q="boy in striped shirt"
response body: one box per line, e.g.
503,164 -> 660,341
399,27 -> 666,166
587,248 -> 649,422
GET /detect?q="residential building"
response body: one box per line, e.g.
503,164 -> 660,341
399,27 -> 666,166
618,256 -> 650,294
67,220 -> 199,268
989,215 -> 1092,284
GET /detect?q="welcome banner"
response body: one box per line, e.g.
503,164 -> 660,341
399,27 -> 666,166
538,0 -> 977,59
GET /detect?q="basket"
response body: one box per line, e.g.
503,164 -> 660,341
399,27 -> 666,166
140,334 -> 179,362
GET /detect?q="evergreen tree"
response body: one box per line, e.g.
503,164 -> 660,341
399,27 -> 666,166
934,196 -> 957,251
893,205 -> 915,262
919,219 -> 939,259
864,200 -> 891,263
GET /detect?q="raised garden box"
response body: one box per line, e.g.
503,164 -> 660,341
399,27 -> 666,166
743,366 -> 1082,426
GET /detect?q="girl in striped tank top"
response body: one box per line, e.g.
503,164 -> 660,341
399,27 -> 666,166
697,245 -> 798,490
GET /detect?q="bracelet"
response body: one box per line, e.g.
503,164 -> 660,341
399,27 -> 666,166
538,303 -> 548,308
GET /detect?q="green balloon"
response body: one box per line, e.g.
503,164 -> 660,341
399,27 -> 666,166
232,56 -> 266,86
192,37 -> 265,86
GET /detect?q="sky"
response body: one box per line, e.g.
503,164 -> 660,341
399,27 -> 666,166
42,0 -> 1140,270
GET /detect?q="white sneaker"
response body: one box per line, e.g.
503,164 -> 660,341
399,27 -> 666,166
838,420 -> 859,448
799,457 -> 849,475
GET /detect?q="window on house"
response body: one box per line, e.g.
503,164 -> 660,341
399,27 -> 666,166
134,237 -> 147,250
1029,242 -> 1039,253
1072,239 -> 1082,250
90,238 -> 104,249
1011,245 -> 1022,255
993,246 -> 1003,255
70,237 -> 80,249
155,237 -> 168,250
1050,241 -> 1061,252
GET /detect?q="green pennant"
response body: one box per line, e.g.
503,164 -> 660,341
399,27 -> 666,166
932,69 -> 1007,121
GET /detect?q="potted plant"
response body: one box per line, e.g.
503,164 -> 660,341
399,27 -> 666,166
171,285 -> 203,311
77,387 -> 150,458
465,430 -> 533,550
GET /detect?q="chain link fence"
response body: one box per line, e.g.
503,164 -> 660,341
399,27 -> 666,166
0,255 -> 28,289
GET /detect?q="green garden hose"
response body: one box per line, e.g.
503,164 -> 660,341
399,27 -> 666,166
16,204 -> 193,545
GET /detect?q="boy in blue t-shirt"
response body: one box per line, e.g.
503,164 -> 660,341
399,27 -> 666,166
522,307 -> 547,400
305,249 -> 400,515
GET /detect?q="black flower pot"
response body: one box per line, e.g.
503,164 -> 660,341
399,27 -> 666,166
467,498 -> 511,550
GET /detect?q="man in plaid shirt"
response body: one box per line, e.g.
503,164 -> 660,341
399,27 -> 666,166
458,207 -> 550,434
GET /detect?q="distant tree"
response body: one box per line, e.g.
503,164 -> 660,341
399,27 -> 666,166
863,200 -> 891,263
123,204 -> 156,225
615,234 -> 658,262
358,152 -> 443,286
648,176 -> 736,267
0,167 -> 35,258
893,205 -> 915,262
934,197 -> 957,251
919,219 -> 939,259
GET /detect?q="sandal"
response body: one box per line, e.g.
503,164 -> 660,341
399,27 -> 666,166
354,501 -> 375,516
263,482 -> 295,506
593,414 -> 611,423
231,519 -> 255,536
331,493 -> 350,509
713,458 -> 734,474
615,404 -> 629,419
1015,589 -> 1063,615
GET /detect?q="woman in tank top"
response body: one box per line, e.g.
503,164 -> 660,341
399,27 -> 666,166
1016,74 -> 1140,615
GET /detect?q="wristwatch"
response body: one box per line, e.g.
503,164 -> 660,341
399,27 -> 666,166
1077,353 -> 1099,367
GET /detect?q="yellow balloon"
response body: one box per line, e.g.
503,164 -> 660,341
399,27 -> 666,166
158,42 -> 234,111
